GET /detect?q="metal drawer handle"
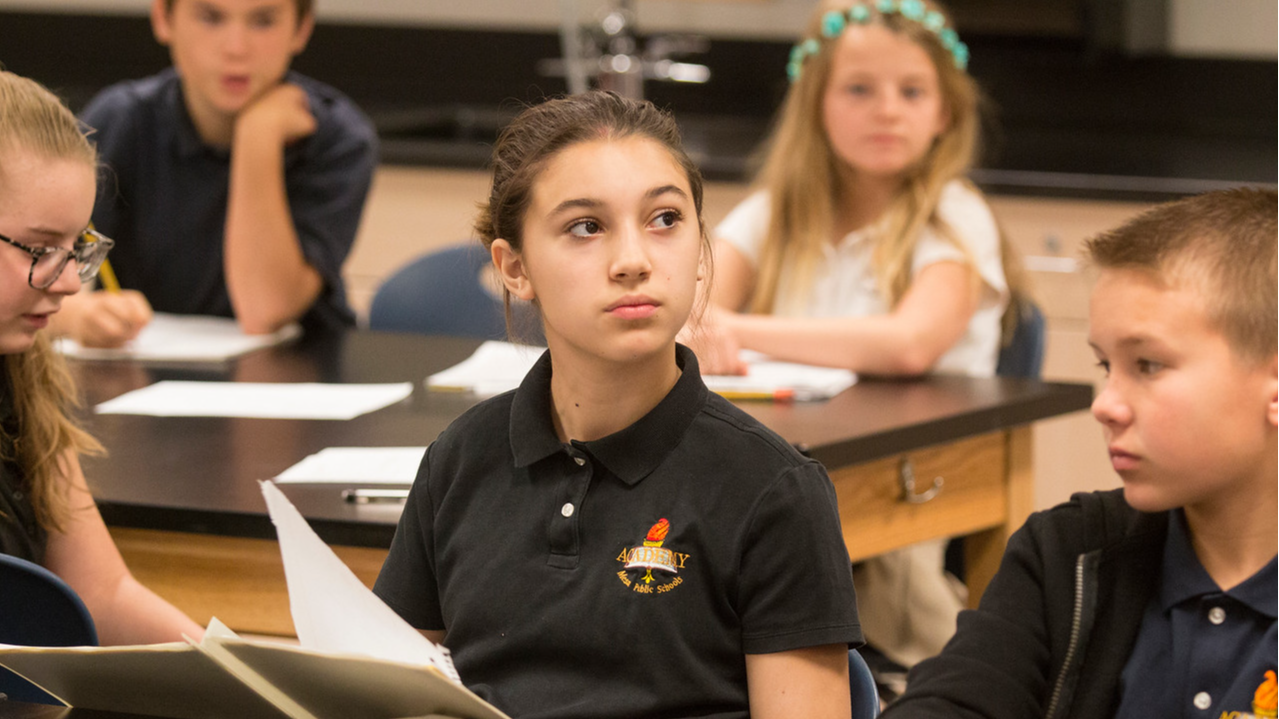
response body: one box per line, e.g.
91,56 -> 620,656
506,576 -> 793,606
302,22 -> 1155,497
899,458 -> 943,504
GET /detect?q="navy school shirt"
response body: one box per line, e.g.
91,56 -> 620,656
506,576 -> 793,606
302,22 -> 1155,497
374,344 -> 863,719
80,69 -> 377,333
1116,510 -> 1277,719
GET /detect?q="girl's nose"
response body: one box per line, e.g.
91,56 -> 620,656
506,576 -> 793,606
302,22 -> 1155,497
610,227 -> 652,281
47,258 -> 83,296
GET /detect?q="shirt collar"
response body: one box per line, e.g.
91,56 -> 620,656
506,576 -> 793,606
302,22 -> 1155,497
1159,509 -> 1278,618
509,344 -> 708,485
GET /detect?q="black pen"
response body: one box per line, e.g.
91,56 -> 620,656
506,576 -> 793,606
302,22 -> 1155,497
341,488 -> 410,504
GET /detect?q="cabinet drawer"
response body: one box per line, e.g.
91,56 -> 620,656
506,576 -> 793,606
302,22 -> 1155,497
830,431 -> 1007,562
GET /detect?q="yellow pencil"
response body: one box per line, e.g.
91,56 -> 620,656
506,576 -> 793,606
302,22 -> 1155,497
714,388 -> 797,402
97,258 -> 121,294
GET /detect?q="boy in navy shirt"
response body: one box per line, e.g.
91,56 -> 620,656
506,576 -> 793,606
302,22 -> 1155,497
56,0 -> 376,345
883,187 -> 1277,718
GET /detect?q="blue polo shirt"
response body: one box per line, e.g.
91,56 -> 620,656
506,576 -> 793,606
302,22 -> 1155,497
1116,510 -> 1277,719
80,69 -> 377,332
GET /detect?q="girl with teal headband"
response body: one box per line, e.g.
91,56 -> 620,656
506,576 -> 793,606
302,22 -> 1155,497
684,0 -> 1029,683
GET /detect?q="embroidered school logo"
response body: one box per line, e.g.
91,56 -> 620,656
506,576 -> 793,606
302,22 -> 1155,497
1220,671 -> 1278,719
615,518 -> 691,595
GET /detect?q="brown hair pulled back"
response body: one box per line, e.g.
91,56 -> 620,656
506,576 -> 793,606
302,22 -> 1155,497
475,91 -> 708,324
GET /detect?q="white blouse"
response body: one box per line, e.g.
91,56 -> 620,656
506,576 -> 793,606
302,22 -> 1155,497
715,180 -> 1008,377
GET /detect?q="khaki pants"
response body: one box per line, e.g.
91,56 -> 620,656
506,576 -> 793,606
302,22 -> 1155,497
852,539 -> 966,668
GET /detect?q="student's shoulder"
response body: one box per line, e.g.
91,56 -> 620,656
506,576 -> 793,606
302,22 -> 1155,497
430,391 -> 517,456
694,393 -> 822,477
287,72 -> 377,153
1020,488 -> 1167,555
81,70 -> 177,125
937,179 -> 997,235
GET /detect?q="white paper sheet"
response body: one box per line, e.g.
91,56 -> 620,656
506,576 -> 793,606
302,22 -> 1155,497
95,381 -> 413,420
260,481 -> 460,683
56,313 -> 301,362
274,447 -> 427,485
425,341 -> 855,401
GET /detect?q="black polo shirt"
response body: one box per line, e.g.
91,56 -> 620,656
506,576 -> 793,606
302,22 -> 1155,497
1116,510 -> 1277,718
0,374 -> 45,564
80,69 -> 377,332
375,344 -> 862,719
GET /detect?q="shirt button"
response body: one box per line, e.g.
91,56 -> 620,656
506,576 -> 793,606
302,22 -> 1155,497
1193,692 -> 1212,710
573,456 -> 586,466
561,503 -> 575,518
1207,606 -> 1226,625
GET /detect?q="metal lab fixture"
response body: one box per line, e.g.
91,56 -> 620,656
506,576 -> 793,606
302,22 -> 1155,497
542,0 -> 711,99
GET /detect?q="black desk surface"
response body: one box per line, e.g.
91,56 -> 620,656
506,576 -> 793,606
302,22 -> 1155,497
72,330 -> 1093,548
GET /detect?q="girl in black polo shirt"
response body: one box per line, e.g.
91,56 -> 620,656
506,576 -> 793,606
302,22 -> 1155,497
374,91 -> 862,719
0,70 -> 202,643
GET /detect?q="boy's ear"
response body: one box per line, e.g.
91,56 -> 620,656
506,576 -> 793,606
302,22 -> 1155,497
289,10 -> 316,56
150,0 -> 173,45
491,240 -> 536,302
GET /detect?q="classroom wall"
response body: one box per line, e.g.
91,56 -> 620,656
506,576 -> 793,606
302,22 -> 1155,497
3,0 -> 1276,58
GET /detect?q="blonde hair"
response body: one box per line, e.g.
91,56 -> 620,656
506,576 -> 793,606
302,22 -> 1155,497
1086,187 -> 1277,366
750,0 -> 1028,337
0,70 -> 102,531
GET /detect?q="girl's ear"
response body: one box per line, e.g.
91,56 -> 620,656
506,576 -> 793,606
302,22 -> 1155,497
1266,354 -> 1278,428
491,240 -> 536,302
150,0 -> 173,45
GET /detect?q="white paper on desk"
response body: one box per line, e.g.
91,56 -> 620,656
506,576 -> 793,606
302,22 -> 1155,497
56,313 -> 301,362
260,481 -> 460,684
95,381 -> 413,420
702,350 -> 857,401
275,447 -> 427,485
426,341 -> 855,401
425,340 -> 546,397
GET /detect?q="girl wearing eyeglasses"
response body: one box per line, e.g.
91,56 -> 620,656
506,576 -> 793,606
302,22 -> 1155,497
0,70 -> 202,643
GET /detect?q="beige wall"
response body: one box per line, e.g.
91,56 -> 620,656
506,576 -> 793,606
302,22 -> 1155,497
346,165 -> 1152,510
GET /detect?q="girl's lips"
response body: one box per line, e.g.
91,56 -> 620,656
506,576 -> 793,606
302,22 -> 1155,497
23,314 -> 50,330
609,303 -> 658,320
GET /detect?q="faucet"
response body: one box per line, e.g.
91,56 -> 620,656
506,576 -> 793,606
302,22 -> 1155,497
543,0 -> 711,100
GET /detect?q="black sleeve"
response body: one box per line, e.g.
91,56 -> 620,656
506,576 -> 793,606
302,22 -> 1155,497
737,461 -> 864,654
880,507 -> 1067,719
373,445 -> 446,631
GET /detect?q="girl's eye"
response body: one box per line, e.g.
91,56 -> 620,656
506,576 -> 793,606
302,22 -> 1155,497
649,210 -> 681,230
1094,359 -> 1111,377
568,219 -> 602,238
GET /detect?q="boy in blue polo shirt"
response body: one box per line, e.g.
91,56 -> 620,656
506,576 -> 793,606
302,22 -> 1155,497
54,0 -> 376,345
882,187 -> 1277,718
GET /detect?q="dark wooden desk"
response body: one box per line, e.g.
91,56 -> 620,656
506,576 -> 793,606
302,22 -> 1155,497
71,330 -> 1092,636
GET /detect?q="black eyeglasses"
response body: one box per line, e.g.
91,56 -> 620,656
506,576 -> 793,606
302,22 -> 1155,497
0,229 -> 115,290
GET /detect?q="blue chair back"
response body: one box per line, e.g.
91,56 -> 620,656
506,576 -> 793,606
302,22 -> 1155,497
368,243 -> 544,344
849,647 -> 881,718
0,553 -> 98,704
996,298 -> 1046,379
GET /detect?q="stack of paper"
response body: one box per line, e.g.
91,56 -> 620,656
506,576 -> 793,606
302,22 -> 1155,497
274,447 -> 427,485
0,484 -> 509,719
57,313 -> 301,363
426,341 -> 856,401
95,381 -> 414,420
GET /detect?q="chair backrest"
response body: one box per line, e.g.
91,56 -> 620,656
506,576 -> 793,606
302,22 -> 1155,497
850,647 -> 881,718
0,553 -> 98,704
996,298 -> 1046,379
368,242 -> 544,345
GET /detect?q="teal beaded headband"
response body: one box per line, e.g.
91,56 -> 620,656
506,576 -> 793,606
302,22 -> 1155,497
787,0 -> 969,83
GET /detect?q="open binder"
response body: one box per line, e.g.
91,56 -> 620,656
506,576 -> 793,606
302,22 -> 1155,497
0,483 -> 509,719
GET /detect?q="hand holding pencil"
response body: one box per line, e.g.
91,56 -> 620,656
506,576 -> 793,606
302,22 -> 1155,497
57,258 -> 154,348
